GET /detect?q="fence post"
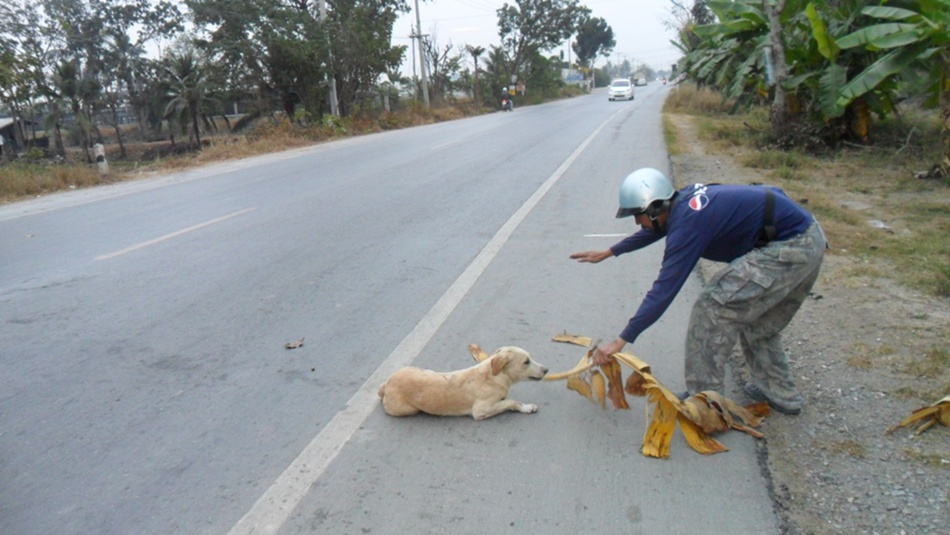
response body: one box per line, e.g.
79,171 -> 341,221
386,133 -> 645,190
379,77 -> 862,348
94,143 -> 109,176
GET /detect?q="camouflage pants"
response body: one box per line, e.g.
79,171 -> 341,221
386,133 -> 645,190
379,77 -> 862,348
685,221 -> 825,404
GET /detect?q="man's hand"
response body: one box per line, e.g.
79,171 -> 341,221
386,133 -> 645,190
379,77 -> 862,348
570,249 -> 613,264
592,338 -> 626,367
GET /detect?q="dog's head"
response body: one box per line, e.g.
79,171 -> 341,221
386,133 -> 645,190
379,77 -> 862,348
489,346 -> 548,381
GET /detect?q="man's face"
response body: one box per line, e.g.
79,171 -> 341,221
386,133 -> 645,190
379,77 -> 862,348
634,213 -> 654,231
634,212 -> 668,233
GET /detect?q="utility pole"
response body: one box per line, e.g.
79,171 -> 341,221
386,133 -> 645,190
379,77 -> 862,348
413,0 -> 430,107
318,0 -> 340,116
410,25 -> 417,88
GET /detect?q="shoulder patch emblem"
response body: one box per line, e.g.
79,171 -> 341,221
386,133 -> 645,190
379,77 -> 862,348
688,194 -> 709,211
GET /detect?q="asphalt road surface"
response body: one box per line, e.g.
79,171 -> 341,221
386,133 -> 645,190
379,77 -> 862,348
0,83 -> 780,534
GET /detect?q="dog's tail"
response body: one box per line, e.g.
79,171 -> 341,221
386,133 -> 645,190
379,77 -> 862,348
377,381 -> 386,398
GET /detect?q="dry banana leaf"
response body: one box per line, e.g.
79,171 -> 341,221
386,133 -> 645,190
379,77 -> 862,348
567,373 -> 593,400
591,370 -> 607,410
707,392 -> 768,429
612,352 -> 651,374
740,401 -> 772,419
468,343 -> 490,363
545,333 -> 769,458
730,422 -> 765,439
552,332 -> 593,348
641,389 -> 679,458
544,347 -> 595,381
885,396 -> 950,436
681,395 -> 730,434
624,372 -> 650,397
677,413 -> 729,454
601,358 -> 630,410
614,352 -> 652,397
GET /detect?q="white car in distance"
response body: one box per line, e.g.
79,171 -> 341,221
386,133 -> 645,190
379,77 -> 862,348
608,78 -> 634,101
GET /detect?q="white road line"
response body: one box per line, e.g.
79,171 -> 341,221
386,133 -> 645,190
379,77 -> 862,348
94,208 -> 256,261
432,139 -> 461,150
227,108 -> 626,535
584,233 -> 628,238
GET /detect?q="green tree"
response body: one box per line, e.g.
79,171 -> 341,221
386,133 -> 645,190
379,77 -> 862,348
51,59 -> 101,162
102,0 -> 182,142
161,50 -> 216,147
497,0 -> 589,82
482,44 -> 512,97
325,0 -> 409,117
187,0 -> 325,120
572,15 -> 615,73
0,1 -> 50,151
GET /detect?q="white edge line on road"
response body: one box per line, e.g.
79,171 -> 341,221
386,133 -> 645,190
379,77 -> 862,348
94,208 -> 256,261
227,107 -> 627,535
432,139 -> 461,150
584,233 -> 628,238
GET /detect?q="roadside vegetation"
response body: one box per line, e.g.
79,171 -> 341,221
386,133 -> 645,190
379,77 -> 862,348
670,0 -> 948,177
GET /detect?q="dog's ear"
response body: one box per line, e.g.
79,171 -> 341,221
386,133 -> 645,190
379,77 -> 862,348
490,350 -> 512,376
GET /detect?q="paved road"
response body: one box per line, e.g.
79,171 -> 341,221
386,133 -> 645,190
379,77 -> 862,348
0,84 -> 779,534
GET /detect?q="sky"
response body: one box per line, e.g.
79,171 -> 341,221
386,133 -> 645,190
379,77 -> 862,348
392,0 -> 683,76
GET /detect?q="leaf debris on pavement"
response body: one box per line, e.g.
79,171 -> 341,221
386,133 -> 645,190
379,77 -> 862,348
545,332 -> 769,458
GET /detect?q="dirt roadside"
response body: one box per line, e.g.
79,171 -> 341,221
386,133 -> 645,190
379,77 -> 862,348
668,114 -> 949,535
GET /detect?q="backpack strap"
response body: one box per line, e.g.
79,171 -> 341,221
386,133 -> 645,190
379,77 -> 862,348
756,189 -> 777,247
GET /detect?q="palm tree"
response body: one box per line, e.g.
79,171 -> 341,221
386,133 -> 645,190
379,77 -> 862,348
161,50 -> 214,148
466,45 -> 485,107
107,32 -> 151,143
482,45 -> 512,98
50,60 -> 101,162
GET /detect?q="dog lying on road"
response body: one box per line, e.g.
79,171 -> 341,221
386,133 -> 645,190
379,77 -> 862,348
378,346 -> 548,420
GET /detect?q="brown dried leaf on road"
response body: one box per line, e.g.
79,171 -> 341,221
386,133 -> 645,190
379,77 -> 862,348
885,395 -> 950,436
601,359 -> 629,409
545,335 -> 769,458
468,343 -> 490,363
591,370 -> 607,410
552,332 -> 593,348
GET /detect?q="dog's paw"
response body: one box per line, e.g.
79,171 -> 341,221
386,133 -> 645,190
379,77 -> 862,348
519,403 -> 539,414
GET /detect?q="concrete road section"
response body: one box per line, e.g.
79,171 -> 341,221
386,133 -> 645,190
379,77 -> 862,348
0,84 -> 779,535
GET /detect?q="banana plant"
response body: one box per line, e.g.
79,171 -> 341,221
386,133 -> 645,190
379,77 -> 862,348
799,0 -> 882,141
686,0 -> 771,102
833,1 -> 949,174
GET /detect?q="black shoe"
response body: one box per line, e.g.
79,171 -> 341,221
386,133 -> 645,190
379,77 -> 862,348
743,383 -> 802,415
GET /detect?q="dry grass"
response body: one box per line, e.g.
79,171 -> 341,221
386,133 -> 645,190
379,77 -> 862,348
0,161 -> 103,203
662,115 -> 681,156
824,439 -> 868,459
901,448 -> 950,469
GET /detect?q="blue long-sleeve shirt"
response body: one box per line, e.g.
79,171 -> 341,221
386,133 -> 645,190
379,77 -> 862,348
609,183 -> 814,343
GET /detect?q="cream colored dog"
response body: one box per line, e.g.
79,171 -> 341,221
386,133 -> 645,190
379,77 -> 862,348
378,346 -> 548,420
